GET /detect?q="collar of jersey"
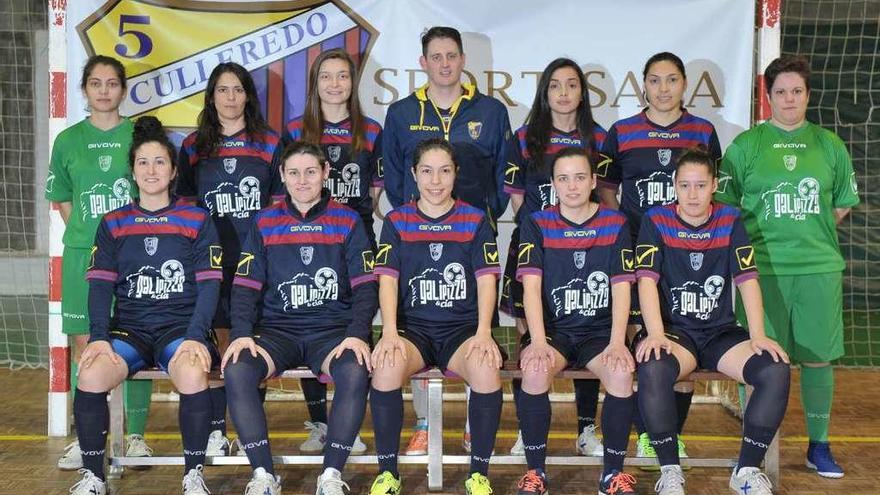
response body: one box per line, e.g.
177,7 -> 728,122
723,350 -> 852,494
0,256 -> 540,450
412,198 -> 460,223
557,203 -> 602,229
133,196 -> 179,216
414,82 -> 476,105
285,189 -> 331,221
671,202 -> 718,230
640,107 -> 689,130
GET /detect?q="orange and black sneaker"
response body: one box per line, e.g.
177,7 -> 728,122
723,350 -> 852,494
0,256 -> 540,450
516,469 -> 548,495
599,470 -> 637,495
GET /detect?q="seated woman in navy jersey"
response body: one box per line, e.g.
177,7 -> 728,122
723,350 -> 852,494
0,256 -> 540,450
70,116 -> 221,495
283,48 -> 383,454
501,57 -> 610,458
514,147 -> 637,495
369,138 -> 503,495
633,146 -> 790,495
222,141 -> 377,495
177,62 -> 286,456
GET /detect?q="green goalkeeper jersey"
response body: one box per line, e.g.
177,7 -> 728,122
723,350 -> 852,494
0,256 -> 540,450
45,118 -> 138,248
715,121 -> 859,275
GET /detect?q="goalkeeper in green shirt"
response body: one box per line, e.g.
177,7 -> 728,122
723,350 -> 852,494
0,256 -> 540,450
46,55 -> 154,470
716,55 -> 859,479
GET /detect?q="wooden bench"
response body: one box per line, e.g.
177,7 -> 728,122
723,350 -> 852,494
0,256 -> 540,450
107,365 -> 779,490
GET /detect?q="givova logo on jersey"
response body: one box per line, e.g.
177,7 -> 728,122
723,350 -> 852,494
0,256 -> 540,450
761,177 -> 820,221
670,276 -> 724,320
79,178 -> 132,220
126,259 -> 185,300
636,171 -> 676,207
278,267 -> 339,311
550,271 -> 610,317
325,162 -> 361,202
409,263 -> 467,308
204,177 -> 261,219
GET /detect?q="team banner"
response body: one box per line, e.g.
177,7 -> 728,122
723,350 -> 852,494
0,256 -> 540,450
66,0 -> 753,145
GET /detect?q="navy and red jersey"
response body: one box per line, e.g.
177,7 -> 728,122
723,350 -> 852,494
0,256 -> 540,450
635,203 -> 758,332
230,192 -> 377,340
177,129 -> 285,270
283,116 -> 383,226
374,200 -> 501,338
600,110 -> 721,234
86,199 -> 222,343
503,124 -> 609,221
516,206 -> 634,335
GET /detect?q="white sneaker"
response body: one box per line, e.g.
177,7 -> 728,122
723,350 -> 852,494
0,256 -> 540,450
70,469 -> 106,495
125,434 -> 154,457
299,421 -> 327,452
510,430 -> 525,455
729,466 -> 773,495
205,430 -> 231,456
576,424 -> 604,456
315,467 -> 349,495
182,465 -> 211,495
654,465 -> 686,495
351,435 -> 367,454
245,467 -> 282,495
58,441 -> 83,470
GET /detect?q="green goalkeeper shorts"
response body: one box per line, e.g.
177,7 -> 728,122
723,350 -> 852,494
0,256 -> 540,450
61,246 -> 92,335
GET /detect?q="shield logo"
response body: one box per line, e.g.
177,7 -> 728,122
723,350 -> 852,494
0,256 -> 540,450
327,145 -> 342,163
573,251 -> 586,270
468,121 -> 483,140
429,243 -> 443,261
77,1 -> 377,128
223,158 -> 237,174
300,246 -> 314,265
689,252 -> 704,271
783,155 -> 797,171
98,155 -> 112,172
657,149 -> 672,166
144,237 -> 158,256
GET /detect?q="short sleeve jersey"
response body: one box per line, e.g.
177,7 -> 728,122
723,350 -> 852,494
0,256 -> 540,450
45,118 -> 137,248
601,110 -> 721,235
373,200 -> 501,337
86,200 -> 222,339
231,194 -> 376,339
177,129 -> 284,270
516,206 -> 634,336
284,117 -> 383,221
503,124 -> 609,221
715,121 -> 860,275
635,203 -> 758,332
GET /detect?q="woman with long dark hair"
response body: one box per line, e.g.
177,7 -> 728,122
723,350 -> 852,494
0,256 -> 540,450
177,62 -> 284,455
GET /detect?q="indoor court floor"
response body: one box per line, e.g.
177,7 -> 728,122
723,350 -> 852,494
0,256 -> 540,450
2,368 -> 878,494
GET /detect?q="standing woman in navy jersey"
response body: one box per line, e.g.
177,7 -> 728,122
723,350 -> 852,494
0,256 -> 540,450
222,141 -> 377,495
70,116 -> 221,495
633,147 -> 789,495
177,62 -> 285,455
500,57 -> 609,457
283,48 -> 382,453
369,138 -> 503,495
597,52 -> 722,461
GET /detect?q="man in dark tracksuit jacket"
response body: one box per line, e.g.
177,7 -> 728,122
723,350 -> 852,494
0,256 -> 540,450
382,27 -> 512,225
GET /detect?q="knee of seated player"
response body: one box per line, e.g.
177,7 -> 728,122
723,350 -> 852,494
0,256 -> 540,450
520,366 -> 553,394
222,353 -> 266,391
77,356 -> 127,393
369,362 -> 409,391
169,359 -> 209,394
329,351 -> 369,391
461,359 -> 501,393
599,367 -> 634,398
745,353 -> 791,391
636,353 -> 680,390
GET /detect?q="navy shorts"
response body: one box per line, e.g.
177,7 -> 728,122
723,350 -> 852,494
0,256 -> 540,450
253,327 -> 355,376
521,330 -> 611,369
631,325 -> 749,371
400,324 -> 505,372
110,325 -> 219,376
